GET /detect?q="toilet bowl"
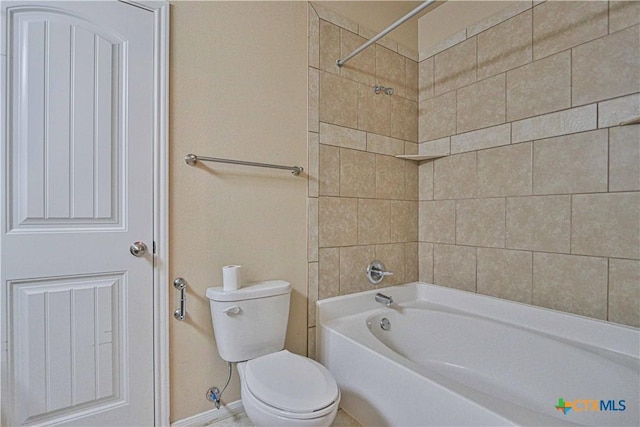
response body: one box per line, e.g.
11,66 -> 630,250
238,350 -> 340,427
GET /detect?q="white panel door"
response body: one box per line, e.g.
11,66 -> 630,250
1,1 -> 155,425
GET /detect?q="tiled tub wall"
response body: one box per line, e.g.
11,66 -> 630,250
307,4 -> 420,356
418,1 -> 639,327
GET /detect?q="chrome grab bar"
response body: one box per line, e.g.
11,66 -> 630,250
174,277 -> 187,321
184,153 -> 303,176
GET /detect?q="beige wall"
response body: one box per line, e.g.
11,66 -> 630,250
169,1 -> 308,421
417,1 -> 640,327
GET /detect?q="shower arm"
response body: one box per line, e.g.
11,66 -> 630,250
336,0 -> 436,67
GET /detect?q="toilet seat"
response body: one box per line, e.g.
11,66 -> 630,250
244,350 -> 339,416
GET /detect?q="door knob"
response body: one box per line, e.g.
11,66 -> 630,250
130,241 -> 148,257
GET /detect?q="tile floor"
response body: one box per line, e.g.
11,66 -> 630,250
208,409 -> 361,427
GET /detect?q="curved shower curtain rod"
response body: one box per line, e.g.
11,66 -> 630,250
336,0 -> 436,67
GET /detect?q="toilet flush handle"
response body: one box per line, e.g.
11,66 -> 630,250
223,305 -> 241,316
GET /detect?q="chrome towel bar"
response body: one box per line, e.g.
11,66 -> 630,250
184,153 -> 303,176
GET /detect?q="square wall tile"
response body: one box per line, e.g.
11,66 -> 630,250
376,155 -> 405,200
340,148 -> 376,198
456,73 -> 506,134
309,68 -> 319,133
357,199 -> 390,245
318,144 -> 339,196
418,200 -> 455,244
308,198 -> 318,262
308,262 -> 318,327
433,244 -> 476,292
376,45 -> 405,88
320,71 -> 358,128
477,248 -> 532,304
533,129 -> 608,195
609,125 -> 640,192
477,10 -> 532,80
391,200 -> 418,243
434,152 -> 477,200
533,0 -> 607,60
308,5 -> 319,69
405,161 -> 419,201
318,197 -> 357,247
319,20 -> 340,75
434,37 -> 477,96
418,161 -> 434,201
609,1 -> 640,33
419,57 -> 434,102
506,51 -> 571,122
572,192 -> 640,260
405,242 -> 419,282
391,96 -> 418,142
339,245 -> 376,295
609,259 -> 640,327
318,247 -> 339,299
340,29 -> 375,85
533,253 -> 608,319
506,195 -> 571,253
456,198 -> 506,248
572,25 -> 640,106
419,91 -> 456,142
404,59 -> 419,102
358,82 -> 391,136
309,132 -> 319,197
478,142 -> 532,198
375,243 -> 406,286
418,242 -> 434,283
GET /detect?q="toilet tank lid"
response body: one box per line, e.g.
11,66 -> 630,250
206,280 -> 291,302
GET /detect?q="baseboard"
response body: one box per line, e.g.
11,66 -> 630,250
170,400 -> 245,427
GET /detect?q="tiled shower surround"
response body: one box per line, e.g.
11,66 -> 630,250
308,1 -> 639,355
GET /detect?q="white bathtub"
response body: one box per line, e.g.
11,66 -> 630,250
316,282 -> 639,426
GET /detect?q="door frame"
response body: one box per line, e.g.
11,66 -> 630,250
0,1 -> 171,424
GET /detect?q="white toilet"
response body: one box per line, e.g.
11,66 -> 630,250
206,280 -> 340,427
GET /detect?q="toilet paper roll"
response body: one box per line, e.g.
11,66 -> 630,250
223,265 -> 243,290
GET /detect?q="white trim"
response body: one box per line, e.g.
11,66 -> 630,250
170,401 -> 245,427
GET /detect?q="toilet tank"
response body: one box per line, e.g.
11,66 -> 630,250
206,280 -> 291,362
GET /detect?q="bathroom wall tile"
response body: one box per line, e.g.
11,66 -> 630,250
598,93 -> 640,128
533,129 -> 608,195
609,125 -> 640,192
375,243 -> 406,286
340,148 -> 376,198
609,259 -> 640,328
419,137 -> 450,155
533,0 -> 607,60
367,133 -> 404,156
318,144 -> 339,196
308,198 -> 318,262
358,26 -> 397,52
434,37 -> 477,96
433,152 -> 477,200
319,71 -> 358,128
319,122 -> 366,151
506,51 -> 571,121
609,1 -> 640,33
572,25 -> 640,106
375,154 -> 405,200
456,74 -> 506,134
468,2 -> 533,38
405,161 -> 419,201
309,68 -> 319,133
318,247 -> 339,299
318,197 -> 357,247
391,200 -> 418,243
511,104 -> 597,144
419,91 -> 456,142
308,262 -> 318,327
340,29 -> 375,85
358,83 -> 391,136
418,242 -> 434,283
477,248 -> 532,304
405,142 -> 418,155
506,195 -> 571,253
533,253 -> 608,320
450,123 -> 511,155
477,10 -> 532,81
339,245 -> 376,295
307,327 -> 316,360
308,5 -> 319,69
420,28 -> 466,61
312,4 -> 358,34
478,142 -> 532,198
418,200 -> 455,244
357,198 -> 390,245
456,198 -> 506,248
418,161 -> 434,201
308,132 -> 319,197
319,20 -> 340,75
398,45 -> 419,62
404,59 -> 419,102
572,192 -> 640,260
433,244 -> 476,292
376,45 -> 405,89
391,97 -> 418,142
418,57 -> 434,102
405,242 -> 419,283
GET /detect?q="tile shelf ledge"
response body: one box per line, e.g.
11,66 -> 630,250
395,154 -> 449,161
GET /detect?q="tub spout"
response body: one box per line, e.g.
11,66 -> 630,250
375,293 -> 394,307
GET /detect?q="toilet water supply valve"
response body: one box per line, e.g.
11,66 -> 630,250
207,362 -> 233,409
